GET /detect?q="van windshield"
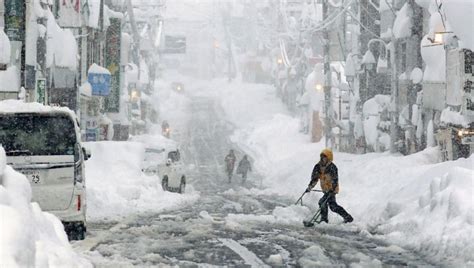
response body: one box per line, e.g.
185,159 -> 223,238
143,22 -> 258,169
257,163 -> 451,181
0,114 -> 76,156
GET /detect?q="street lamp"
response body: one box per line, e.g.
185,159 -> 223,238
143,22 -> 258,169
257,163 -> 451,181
362,50 -> 376,71
315,84 -> 323,92
434,32 -> 444,44
131,89 -> 139,102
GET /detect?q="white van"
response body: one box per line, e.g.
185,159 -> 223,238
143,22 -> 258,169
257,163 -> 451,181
0,101 -> 89,240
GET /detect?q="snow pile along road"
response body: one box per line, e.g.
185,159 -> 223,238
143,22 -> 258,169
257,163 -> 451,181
0,146 -> 92,268
84,141 -> 199,221
201,79 -> 474,264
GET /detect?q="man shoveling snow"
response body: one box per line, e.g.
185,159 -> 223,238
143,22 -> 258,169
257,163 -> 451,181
304,149 -> 353,225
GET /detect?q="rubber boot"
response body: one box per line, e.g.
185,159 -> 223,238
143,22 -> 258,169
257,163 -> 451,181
320,206 -> 329,223
336,208 -> 353,223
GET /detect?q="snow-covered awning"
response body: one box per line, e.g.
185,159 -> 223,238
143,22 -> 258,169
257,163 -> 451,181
104,5 -> 124,28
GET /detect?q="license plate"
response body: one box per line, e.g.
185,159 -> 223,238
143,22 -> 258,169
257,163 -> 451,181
22,171 -> 41,184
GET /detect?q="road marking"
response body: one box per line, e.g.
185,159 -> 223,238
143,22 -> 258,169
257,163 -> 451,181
218,238 -> 269,267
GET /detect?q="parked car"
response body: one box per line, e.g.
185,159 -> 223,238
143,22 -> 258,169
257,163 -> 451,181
131,134 -> 186,194
159,150 -> 186,194
0,101 -> 90,240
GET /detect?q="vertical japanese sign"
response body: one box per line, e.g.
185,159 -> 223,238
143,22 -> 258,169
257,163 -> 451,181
4,0 -> 25,41
36,78 -> 46,104
105,18 -> 121,113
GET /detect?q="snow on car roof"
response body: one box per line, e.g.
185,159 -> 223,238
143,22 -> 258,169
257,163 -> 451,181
129,134 -> 178,152
0,100 -> 76,118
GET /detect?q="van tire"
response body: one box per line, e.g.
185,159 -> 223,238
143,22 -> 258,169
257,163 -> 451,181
178,176 -> 186,194
162,176 -> 169,191
65,222 -> 86,241
75,223 -> 86,240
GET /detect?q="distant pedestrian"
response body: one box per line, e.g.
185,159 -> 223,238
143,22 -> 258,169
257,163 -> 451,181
224,150 -> 236,182
236,155 -> 252,183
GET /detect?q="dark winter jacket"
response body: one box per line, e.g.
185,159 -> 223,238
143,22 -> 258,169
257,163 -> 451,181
225,154 -> 236,169
308,149 -> 339,194
237,158 -> 251,174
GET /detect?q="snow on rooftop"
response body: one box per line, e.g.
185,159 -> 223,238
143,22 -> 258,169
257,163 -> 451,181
46,10 -> 78,69
420,10 -> 446,82
443,1 -> 474,51
87,0 -> 101,28
392,3 -> 412,39
440,107 -> 470,128
0,28 -> 11,65
0,66 -> 20,92
104,5 -> 123,28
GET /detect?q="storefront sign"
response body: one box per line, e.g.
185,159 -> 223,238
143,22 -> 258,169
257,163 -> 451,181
88,72 -> 111,96
85,128 -> 98,141
4,0 -> 25,41
36,78 -> 46,104
105,18 -> 121,113
85,119 -> 98,141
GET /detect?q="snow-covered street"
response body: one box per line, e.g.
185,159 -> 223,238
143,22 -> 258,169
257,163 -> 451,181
71,83 -> 438,267
1,0 -> 474,266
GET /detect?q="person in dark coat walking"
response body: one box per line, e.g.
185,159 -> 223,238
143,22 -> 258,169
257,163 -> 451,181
306,149 -> 353,223
224,150 -> 237,182
236,155 -> 252,183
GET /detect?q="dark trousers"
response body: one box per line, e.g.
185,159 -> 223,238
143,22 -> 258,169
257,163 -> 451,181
319,192 -> 351,221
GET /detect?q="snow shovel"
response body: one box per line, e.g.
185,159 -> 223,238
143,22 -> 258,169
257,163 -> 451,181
303,193 -> 330,227
294,192 -> 306,206
295,189 -> 323,206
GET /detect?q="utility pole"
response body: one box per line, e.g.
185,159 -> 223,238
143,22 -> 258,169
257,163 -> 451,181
322,0 -> 332,148
126,0 -> 140,64
389,38 -> 399,153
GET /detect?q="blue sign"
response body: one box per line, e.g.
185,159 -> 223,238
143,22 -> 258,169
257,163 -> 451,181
85,128 -> 98,141
88,72 -> 111,96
